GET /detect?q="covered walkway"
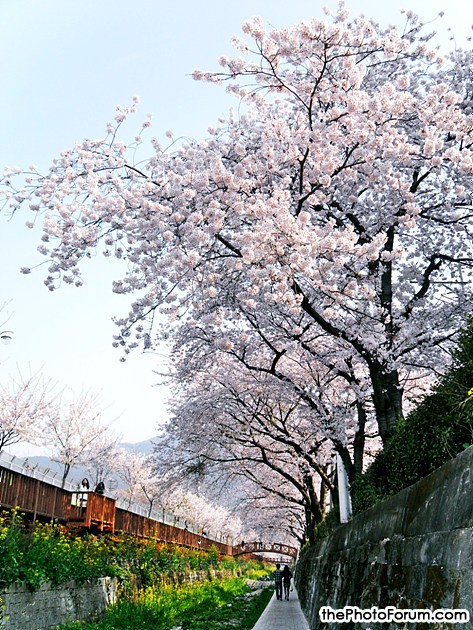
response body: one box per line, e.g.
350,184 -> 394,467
252,586 -> 310,630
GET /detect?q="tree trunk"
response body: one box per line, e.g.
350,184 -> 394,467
353,401 -> 367,477
369,225 -> 404,444
370,365 -> 403,445
61,463 -> 71,489
319,465 -> 328,515
303,473 -> 324,544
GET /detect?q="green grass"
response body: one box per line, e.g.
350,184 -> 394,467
57,577 -> 273,630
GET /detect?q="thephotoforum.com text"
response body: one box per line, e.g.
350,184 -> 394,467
319,605 -> 470,625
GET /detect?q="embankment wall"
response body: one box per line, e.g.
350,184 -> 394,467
1,577 -> 117,630
296,445 -> 473,629
0,568 -> 238,629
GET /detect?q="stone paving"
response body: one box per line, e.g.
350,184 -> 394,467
252,587 -> 310,630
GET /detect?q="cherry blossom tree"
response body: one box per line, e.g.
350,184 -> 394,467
161,487 -> 243,541
155,407 -> 313,545
0,371 -> 55,451
236,486 -> 307,547
41,389 -> 116,487
113,447 -> 243,538
154,364 -> 338,541
167,298 -> 376,480
2,8 -> 473,490
81,432 -> 121,490
115,449 -> 171,518
115,449 -> 151,509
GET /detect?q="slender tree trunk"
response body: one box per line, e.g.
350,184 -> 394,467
353,401 -> 367,477
61,462 -> 71,489
319,465 -> 328,515
370,225 -> 404,444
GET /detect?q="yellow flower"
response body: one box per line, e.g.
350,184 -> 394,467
468,387 -> 473,398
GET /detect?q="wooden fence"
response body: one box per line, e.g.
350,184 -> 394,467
0,465 -> 70,522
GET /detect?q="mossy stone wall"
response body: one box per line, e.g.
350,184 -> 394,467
296,446 -> 473,629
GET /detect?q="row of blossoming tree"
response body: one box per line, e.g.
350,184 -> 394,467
2,5 -> 473,543
0,372 -> 115,487
0,371 -> 244,542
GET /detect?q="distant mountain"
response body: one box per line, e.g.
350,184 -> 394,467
119,437 -> 157,456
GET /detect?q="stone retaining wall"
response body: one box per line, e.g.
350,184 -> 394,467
1,577 -> 117,630
0,568 -> 239,629
296,445 -> 473,629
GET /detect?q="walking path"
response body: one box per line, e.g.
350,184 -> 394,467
252,587 -> 311,630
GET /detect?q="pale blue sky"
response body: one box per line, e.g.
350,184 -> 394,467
0,0 -> 471,453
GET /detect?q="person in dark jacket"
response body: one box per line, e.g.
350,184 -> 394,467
273,563 -> 283,600
282,565 -> 293,600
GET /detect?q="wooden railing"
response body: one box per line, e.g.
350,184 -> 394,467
0,464 -> 233,548
235,541 -> 298,558
114,506 -> 233,555
0,465 -> 70,522
69,492 -> 116,532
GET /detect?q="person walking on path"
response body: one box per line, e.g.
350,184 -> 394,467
251,582 -> 310,629
282,565 -> 293,600
273,563 -> 283,600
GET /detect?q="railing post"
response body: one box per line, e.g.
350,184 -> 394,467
51,486 -> 58,522
32,477 -> 41,522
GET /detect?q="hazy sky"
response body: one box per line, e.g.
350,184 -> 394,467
0,0 -> 471,453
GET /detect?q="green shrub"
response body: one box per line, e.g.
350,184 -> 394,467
0,510 -> 23,587
244,566 -> 272,581
312,508 -> 340,541
0,513 -> 250,592
350,466 -> 384,515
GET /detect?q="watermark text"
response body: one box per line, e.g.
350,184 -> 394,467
319,605 -> 469,625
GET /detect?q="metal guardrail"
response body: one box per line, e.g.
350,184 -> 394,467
0,450 -> 77,490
